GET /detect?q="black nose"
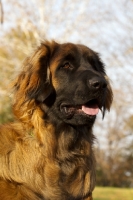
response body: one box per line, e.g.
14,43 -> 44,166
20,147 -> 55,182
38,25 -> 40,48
89,77 -> 107,89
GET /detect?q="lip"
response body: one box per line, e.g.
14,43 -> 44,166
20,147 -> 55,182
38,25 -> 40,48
60,99 -> 101,118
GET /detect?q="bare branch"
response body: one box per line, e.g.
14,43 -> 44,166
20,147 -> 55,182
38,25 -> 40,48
0,0 -> 4,24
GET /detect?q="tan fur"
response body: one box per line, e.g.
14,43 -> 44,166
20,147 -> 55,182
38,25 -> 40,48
0,41 -> 113,200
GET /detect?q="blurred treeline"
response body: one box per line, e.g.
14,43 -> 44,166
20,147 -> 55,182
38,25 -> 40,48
0,0 -> 133,188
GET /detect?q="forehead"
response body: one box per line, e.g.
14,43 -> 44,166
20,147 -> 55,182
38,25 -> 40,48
53,43 -> 94,58
50,43 -> 95,68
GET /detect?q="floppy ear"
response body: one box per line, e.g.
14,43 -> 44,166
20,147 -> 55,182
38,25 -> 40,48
26,53 -> 54,103
12,41 -> 57,122
14,42 -> 57,103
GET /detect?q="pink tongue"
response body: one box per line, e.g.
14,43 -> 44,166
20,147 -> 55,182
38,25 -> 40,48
82,105 -> 99,115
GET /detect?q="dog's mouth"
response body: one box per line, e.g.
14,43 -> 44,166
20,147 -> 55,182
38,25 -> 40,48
60,99 -> 100,118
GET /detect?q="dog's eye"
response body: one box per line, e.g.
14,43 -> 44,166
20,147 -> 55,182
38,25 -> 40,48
63,62 -> 71,69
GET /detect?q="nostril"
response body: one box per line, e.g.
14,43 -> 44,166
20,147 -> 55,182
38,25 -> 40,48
89,79 -> 101,89
92,81 -> 100,89
89,78 -> 107,89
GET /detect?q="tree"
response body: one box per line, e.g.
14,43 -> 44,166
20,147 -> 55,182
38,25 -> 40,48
95,89 -> 133,187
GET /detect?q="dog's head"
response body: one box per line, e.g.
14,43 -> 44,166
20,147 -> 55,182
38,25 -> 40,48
13,41 -> 113,127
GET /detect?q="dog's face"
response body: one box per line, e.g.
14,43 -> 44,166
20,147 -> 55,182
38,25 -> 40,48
13,41 -> 113,127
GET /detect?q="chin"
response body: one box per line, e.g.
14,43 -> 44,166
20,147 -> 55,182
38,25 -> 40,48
63,115 -> 96,126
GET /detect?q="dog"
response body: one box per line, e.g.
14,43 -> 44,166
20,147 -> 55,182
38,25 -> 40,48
0,41 -> 113,200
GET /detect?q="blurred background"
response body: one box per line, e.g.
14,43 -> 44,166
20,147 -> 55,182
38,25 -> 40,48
0,0 -> 133,195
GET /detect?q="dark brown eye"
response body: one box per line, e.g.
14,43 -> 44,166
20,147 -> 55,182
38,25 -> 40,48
63,62 -> 71,69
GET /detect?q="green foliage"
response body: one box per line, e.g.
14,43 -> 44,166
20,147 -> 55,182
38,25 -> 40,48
96,151 -> 133,188
0,96 -> 14,124
93,187 -> 133,200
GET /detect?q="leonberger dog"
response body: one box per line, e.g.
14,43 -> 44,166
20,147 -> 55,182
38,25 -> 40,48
0,41 -> 113,200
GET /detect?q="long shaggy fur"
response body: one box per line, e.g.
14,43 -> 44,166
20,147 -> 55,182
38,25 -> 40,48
0,41 -> 113,200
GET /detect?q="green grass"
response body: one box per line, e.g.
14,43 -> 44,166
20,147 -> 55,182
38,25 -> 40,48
93,186 -> 133,200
